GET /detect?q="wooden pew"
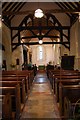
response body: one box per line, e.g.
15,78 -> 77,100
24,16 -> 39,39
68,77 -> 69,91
1,94 -> 12,119
2,75 -> 28,95
53,75 -> 80,94
64,96 -> 80,119
55,78 -> 80,102
1,79 -> 26,104
0,84 -> 21,119
48,69 -> 79,81
16,70 -> 34,89
59,83 -> 80,117
2,70 -> 34,91
0,93 -> 11,119
48,69 -> 79,89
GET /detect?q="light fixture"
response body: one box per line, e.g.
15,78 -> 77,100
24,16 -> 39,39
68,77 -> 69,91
34,8 -> 44,18
39,40 -> 43,44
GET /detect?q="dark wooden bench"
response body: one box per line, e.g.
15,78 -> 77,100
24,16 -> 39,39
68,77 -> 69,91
2,70 -> 34,91
55,78 -> 80,102
64,96 -> 80,119
1,94 -> 12,119
2,76 -> 28,95
48,69 -> 79,80
59,83 -> 80,117
53,75 -> 80,94
1,79 -> 26,104
0,84 -> 21,119
48,69 -> 79,89
16,70 -> 34,89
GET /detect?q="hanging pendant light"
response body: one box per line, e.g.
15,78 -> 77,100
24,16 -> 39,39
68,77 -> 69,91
34,8 -> 44,18
39,40 -> 43,44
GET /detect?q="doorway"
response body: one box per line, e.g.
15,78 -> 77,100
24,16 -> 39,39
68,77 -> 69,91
23,49 -> 28,64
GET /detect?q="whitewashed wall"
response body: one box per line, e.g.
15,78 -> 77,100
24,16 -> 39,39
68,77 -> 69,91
70,20 -> 80,70
2,23 -> 24,70
60,45 -> 69,56
11,45 -> 24,70
30,38 -> 60,67
60,20 -> 80,70
2,23 -> 12,70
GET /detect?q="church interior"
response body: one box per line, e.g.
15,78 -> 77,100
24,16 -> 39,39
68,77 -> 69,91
1,1 -> 80,120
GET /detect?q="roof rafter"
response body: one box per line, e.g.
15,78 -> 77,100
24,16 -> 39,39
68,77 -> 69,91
3,3 -> 12,11
68,2 -> 78,9
8,2 -> 23,20
63,2 -> 78,18
2,2 -> 7,8
55,2 -> 72,18
9,3 -> 25,21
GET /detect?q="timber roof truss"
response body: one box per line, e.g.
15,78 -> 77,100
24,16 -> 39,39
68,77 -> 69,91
11,13 -> 70,51
2,2 -> 80,51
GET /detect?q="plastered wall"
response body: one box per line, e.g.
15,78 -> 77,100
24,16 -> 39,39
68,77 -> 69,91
2,23 -> 12,70
2,23 -> 24,70
70,20 -> 80,70
31,43 -> 60,67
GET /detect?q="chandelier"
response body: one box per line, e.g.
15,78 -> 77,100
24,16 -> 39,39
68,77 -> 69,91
34,8 -> 44,18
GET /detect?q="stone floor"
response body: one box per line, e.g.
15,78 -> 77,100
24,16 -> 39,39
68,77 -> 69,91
20,71 -> 61,119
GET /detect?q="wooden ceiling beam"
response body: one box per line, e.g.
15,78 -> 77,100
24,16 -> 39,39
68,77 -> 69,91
58,2 -> 73,17
55,2 -> 71,18
21,35 -> 60,39
74,2 -> 80,8
11,26 -> 70,31
12,41 -> 70,51
2,2 -> 7,8
63,2 -> 78,18
3,9 -> 80,16
3,16 -> 11,28
9,3 -> 25,21
68,2 -> 78,9
7,3 -> 23,20
64,2 -> 78,17
64,2 -> 74,9
7,3 -> 20,13
12,41 -> 70,45
3,3 -> 13,11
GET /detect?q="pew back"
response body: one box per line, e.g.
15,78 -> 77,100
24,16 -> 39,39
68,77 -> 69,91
59,84 -> 80,116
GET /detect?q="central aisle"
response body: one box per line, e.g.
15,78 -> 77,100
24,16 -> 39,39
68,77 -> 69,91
20,71 -> 61,119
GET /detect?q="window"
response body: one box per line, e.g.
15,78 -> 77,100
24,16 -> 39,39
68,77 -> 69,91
37,46 -> 43,61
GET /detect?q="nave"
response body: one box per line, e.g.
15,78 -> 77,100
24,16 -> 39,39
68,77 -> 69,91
1,2 -> 80,120
20,71 -> 60,119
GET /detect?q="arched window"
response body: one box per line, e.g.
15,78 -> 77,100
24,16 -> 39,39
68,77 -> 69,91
37,46 -> 44,61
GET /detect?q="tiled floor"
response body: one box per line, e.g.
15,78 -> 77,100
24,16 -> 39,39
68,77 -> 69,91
20,71 -> 61,119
